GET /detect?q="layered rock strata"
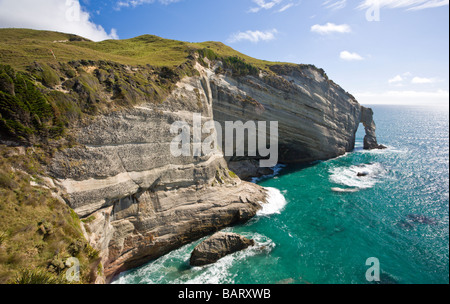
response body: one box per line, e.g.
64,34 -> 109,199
48,63 -> 267,281
45,60 -> 381,282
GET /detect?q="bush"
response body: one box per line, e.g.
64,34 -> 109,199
196,49 -> 259,77
9,268 -> 65,284
197,48 -> 218,61
0,64 -> 64,142
222,56 -> 259,77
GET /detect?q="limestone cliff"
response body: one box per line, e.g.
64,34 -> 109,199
45,60 -> 381,282
213,64 -> 361,164
47,62 -> 267,281
0,29 -> 382,283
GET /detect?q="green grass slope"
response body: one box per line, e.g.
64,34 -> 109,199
0,28 -> 286,71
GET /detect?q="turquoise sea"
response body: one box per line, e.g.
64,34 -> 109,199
114,105 -> 449,284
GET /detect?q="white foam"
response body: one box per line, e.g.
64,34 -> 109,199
331,187 -> 360,193
257,187 -> 288,216
113,232 -> 275,285
329,162 -> 386,190
357,144 -> 407,155
182,233 -> 275,284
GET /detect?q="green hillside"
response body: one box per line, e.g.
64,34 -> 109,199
0,28 -> 284,71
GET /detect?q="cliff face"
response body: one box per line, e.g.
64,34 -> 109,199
0,30 -> 382,283
211,64 -> 362,164
47,62 -> 267,281
45,60 -> 381,282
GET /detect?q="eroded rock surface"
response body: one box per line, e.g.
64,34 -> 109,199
360,106 -> 386,150
190,232 -> 255,266
48,63 -> 268,281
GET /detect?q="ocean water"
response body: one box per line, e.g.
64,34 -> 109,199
113,105 -> 449,284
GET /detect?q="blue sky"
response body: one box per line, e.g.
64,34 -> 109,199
0,0 -> 449,105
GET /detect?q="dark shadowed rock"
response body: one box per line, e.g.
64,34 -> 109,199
406,214 -> 438,225
190,232 -> 255,267
360,107 -> 386,150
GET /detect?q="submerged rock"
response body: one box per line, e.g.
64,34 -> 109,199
397,214 -> 438,230
406,214 -> 438,225
373,272 -> 399,285
190,232 -> 255,267
397,220 -> 415,230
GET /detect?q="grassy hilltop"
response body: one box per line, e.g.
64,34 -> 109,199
0,28 -> 282,71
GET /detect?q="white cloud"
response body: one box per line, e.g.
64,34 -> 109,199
278,3 -> 294,12
116,0 -> 180,9
358,0 -> 449,11
355,89 -> 449,105
311,23 -> 352,35
323,0 -> 347,10
411,77 -> 438,84
0,0 -> 118,41
389,75 -> 403,84
227,29 -> 278,43
340,51 -> 364,61
249,0 -> 283,13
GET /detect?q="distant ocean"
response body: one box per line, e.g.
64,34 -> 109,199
113,105 -> 449,284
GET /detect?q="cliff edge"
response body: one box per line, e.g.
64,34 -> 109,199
0,29 -> 382,283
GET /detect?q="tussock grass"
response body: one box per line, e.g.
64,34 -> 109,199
0,145 -> 100,284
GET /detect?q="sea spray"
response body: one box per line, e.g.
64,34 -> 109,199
257,187 -> 288,216
113,232 -> 275,284
329,162 -> 386,190
183,233 -> 275,284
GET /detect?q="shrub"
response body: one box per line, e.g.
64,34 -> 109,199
0,64 -> 64,143
0,171 -> 17,189
9,268 -> 65,284
197,48 -> 218,61
222,56 -> 259,77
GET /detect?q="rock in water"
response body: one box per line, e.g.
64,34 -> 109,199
360,107 -> 386,150
190,232 -> 255,267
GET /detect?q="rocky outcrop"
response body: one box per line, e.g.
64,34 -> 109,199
228,160 -> 274,181
360,106 -> 386,150
211,64 -> 363,164
0,30 -> 383,284
190,232 -> 255,266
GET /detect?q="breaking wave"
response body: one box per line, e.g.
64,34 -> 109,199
112,232 -> 275,285
329,162 -> 386,190
257,187 -> 288,216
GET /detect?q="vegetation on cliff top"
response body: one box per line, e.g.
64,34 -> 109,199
0,28 -> 283,145
0,145 -> 100,284
0,28 -> 288,71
